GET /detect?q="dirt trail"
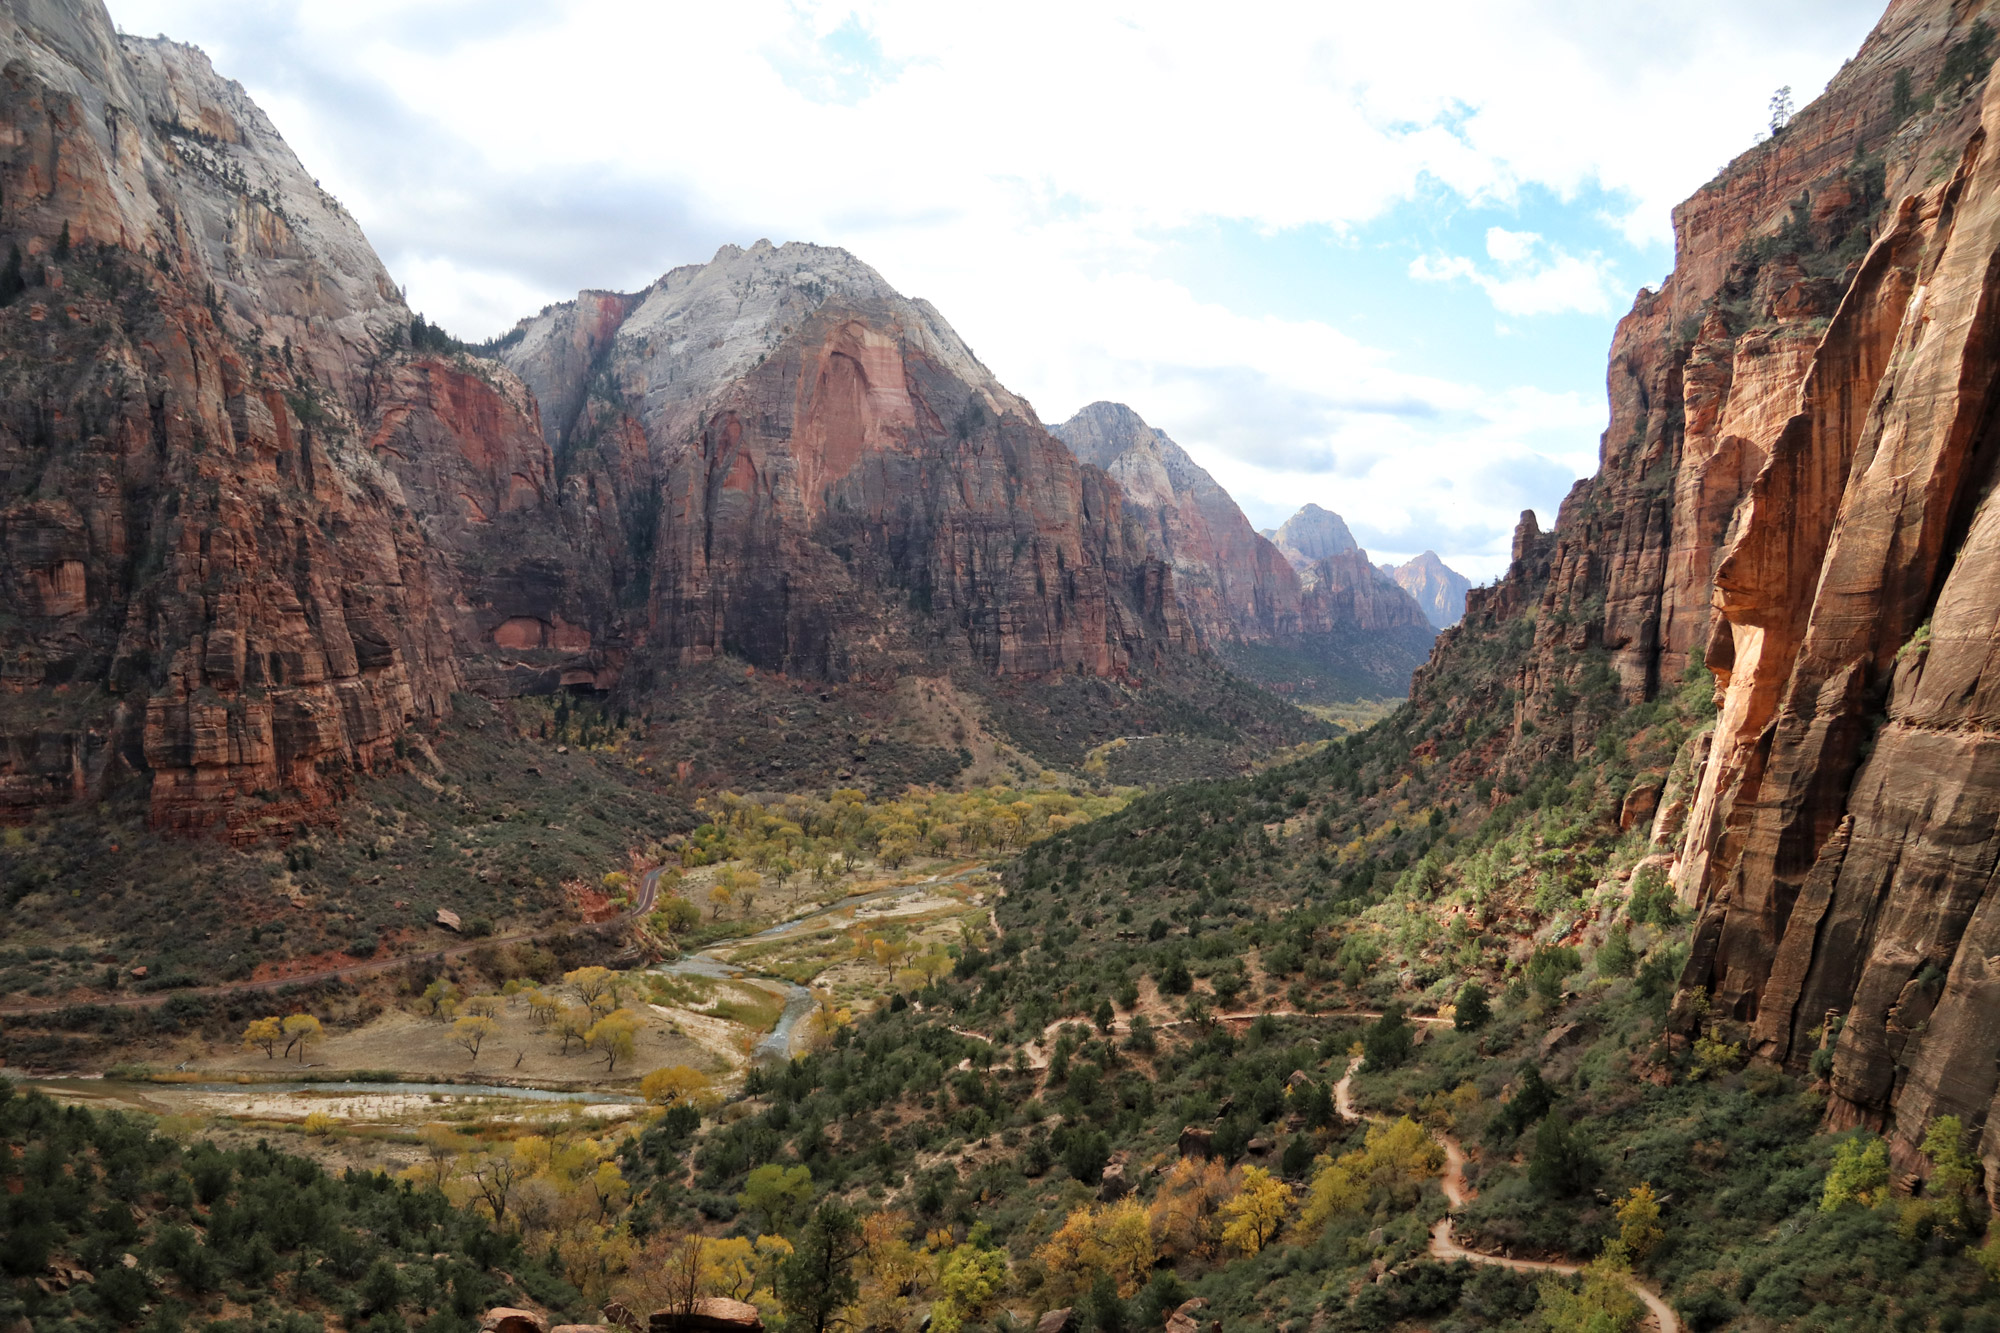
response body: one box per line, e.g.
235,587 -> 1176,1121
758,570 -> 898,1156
0,865 -> 667,1017
1334,1054 -> 1680,1333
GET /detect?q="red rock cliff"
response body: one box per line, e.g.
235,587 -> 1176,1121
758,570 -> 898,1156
1413,0 -> 2000,1195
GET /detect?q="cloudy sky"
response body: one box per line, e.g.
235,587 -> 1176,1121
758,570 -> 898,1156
109,0 -> 1883,579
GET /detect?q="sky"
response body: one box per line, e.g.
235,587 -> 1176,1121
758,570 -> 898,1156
108,0 -> 1886,581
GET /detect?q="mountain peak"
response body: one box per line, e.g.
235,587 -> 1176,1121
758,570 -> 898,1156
1272,503 -> 1358,567
1382,550 -> 1471,628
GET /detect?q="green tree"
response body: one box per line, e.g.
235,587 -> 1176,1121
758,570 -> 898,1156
931,1233 -> 1007,1333
1362,1004 -> 1413,1072
1529,1111 -> 1596,1198
776,1200 -> 864,1333
1526,946 -> 1580,1004
361,1258 -> 403,1315
739,1163 -> 815,1235
1454,981 -> 1490,1031
1596,924 -> 1637,979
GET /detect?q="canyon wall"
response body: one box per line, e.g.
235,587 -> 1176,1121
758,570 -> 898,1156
1414,0 -> 2000,1195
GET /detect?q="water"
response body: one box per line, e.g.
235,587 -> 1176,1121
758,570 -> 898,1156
691,872 -> 987,1060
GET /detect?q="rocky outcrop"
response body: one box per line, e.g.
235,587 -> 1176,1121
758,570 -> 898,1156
1046,407 -> 1436,696
1382,551 -> 1470,628
0,3 -> 486,836
1409,0 -> 2000,1198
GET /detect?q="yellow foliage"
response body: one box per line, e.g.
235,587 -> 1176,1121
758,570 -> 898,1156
641,1064 -> 711,1109
1609,1182 -> 1662,1265
1149,1157 -> 1236,1260
302,1111 -> 337,1137
1034,1197 -> 1155,1301
242,1016 -> 282,1058
1301,1116 -> 1442,1237
1538,1257 -> 1643,1333
1221,1165 -> 1292,1255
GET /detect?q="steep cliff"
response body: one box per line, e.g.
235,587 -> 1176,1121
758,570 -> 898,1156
501,246 -> 1194,685
1051,401 -> 1313,647
1382,550 -> 1471,628
1402,0 -> 2000,1195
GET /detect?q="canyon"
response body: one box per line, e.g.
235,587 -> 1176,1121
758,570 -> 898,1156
8,0 -> 2000,1243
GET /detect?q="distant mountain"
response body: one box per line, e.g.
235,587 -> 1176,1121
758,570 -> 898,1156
1380,551 -> 1471,628
1272,503 -> 1357,568
1052,405 -> 1435,701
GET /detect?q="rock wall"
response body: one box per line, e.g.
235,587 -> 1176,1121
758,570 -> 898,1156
1410,0 -> 2000,1196
0,1 -> 626,835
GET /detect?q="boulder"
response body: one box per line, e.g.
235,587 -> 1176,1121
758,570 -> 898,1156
649,1299 -> 763,1333
1034,1310 -> 1073,1333
1177,1126 -> 1213,1159
481,1310 -> 548,1333
436,908 -> 463,932
1097,1160 -> 1129,1201
1163,1299 -> 1211,1333
1246,1136 -> 1274,1156
1619,777 -> 1665,832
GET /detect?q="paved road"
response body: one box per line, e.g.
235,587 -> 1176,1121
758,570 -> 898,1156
1334,1053 -> 1680,1333
0,866 -> 665,1018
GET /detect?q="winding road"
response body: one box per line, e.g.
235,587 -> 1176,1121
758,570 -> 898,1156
0,866 -> 668,1018
1333,1054 -> 1679,1333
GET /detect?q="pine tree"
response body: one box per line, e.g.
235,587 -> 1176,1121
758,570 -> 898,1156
0,244 -> 24,306
54,220 -> 70,260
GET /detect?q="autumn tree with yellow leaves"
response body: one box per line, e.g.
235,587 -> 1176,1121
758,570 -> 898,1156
1034,1197 -> 1155,1300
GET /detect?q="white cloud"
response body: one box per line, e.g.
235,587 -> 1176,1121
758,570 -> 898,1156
1410,235 -> 1623,318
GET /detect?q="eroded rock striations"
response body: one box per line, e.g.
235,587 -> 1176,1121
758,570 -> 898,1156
0,1 -> 1366,839
1409,0 -> 2000,1195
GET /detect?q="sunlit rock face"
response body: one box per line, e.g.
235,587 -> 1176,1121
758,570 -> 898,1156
1407,0 -> 2000,1196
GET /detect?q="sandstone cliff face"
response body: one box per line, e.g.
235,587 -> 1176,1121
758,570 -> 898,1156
502,246 -> 1194,685
0,1 -> 617,835
1408,0 -> 2000,1195
1382,551 -> 1470,628
1048,406 -> 1436,697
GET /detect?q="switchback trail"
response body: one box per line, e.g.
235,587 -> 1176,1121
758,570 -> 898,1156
0,866 -> 667,1018
1334,1054 -> 1680,1333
